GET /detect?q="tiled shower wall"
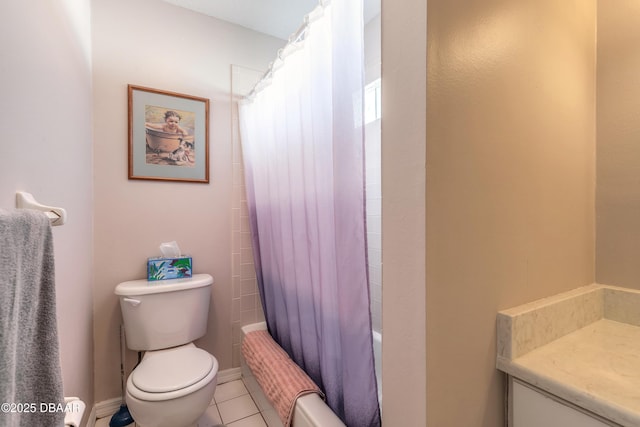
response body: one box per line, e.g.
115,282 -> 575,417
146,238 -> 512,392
231,65 -> 265,367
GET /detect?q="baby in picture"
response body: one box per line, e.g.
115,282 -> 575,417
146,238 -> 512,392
146,110 -> 188,136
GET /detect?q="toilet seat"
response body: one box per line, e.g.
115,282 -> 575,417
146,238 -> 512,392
127,346 -> 218,402
133,347 -> 213,392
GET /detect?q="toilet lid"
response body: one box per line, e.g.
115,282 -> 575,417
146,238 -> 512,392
132,347 -> 214,393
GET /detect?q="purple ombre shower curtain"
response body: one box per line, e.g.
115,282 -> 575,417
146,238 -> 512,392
238,1 -> 380,426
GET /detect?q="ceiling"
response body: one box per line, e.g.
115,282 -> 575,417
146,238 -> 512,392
161,0 -> 381,40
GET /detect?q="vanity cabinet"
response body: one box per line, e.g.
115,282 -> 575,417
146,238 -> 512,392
511,378 -> 615,427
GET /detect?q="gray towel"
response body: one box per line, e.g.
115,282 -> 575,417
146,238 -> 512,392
0,209 -> 64,427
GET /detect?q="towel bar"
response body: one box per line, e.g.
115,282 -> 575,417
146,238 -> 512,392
16,191 -> 67,226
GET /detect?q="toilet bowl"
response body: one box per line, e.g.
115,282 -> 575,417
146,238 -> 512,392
125,344 -> 219,427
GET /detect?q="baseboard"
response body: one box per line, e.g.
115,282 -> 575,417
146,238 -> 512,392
218,367 -> 242,384
94,397 -> 123,420
86,405 -> 97,427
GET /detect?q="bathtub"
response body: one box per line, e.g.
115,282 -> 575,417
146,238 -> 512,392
241,323 -> 346,427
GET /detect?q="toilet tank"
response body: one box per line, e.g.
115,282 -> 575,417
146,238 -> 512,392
115,274 -> 214,351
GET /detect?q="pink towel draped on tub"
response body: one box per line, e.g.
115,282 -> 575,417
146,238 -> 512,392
242,330 -> 324,426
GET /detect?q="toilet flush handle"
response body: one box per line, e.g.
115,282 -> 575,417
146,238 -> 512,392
123,297 -> 141,307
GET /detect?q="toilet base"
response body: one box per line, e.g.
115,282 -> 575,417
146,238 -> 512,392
126,377 -> 216,427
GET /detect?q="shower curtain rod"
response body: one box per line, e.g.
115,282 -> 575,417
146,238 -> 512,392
245,0 -> 331,100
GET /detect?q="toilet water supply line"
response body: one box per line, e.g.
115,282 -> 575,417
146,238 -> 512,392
109,325 -> 134,427
119,325 -> 126,400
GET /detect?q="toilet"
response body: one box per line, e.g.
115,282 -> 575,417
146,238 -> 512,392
115,274 -> 219,427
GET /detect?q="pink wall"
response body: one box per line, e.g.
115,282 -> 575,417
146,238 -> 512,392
91,0 -> 283,402
0,0 -> 94,415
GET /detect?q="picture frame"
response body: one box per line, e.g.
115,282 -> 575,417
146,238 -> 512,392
128,85 -> 210,183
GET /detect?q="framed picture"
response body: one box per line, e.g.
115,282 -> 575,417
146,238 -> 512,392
128,85 -> 210,183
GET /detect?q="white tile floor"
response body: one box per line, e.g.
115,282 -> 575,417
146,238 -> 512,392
94,379 -> 273,427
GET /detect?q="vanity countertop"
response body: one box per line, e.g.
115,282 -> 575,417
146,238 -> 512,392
497,284 -> 640,427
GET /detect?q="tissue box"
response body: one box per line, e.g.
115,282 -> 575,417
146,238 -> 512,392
147,256 -> 192,281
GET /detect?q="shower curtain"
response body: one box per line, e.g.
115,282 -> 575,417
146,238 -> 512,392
238,1 -> 380,426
